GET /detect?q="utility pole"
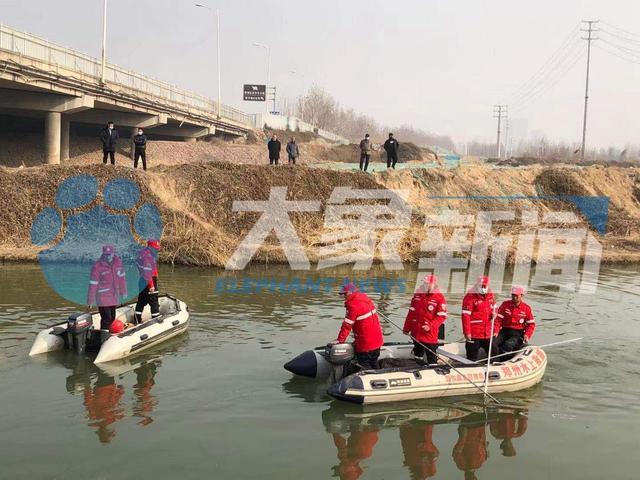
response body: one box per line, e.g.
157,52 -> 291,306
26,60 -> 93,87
505,118 -> 510,158
100,0 -> 108,84
580,20 -> 599,161
493,105 -> 507,159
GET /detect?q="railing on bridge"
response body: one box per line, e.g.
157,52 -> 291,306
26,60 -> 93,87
0,24 -> 250,126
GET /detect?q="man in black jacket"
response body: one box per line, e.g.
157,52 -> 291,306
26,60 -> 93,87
267,134 -> 281,165
383,133 -> 400,169
133,128 -> 148,170
100,121 -> 119,165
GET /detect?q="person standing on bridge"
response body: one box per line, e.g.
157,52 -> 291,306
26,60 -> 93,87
100,121 -> 120,165
267,134 -> 281,165
133,128 -> 148,170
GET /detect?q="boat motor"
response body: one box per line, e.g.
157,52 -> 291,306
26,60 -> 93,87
65,313 -> 92,354
326,343 -> 355,382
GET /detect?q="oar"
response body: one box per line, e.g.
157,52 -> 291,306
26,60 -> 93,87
483,312 -> 497,403
377,311 -> 502,405
468,337 -> 583,364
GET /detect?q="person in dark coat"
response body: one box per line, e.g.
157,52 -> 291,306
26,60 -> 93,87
133,128 -> 148,170
383,133 -> 400,169
99,121 -> 119,165
286,137 -> 300,165
267,134 -> 281,165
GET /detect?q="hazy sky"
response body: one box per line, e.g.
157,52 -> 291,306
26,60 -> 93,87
2,0 -> 639,147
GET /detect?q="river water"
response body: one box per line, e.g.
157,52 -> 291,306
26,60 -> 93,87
1,263 -> 639,479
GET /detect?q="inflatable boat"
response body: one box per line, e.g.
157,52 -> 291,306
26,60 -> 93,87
285,342 -> 547,404
29,294 -> 189,364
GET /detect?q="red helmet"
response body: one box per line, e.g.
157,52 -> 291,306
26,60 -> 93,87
339,283 -> 358,295
147,239 -> 161,250
109,319 -> 124,334
477,275 -> 490,287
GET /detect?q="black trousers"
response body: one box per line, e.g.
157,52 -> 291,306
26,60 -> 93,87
359,153 -> 370,171
386,153 -> 398,169
288,155 -> 297,165
103,150 -> 115,165
269,156 -> 279,165
497,328 -> 525,358
438,323 -> 445,341
355,349 -> 380,370
98,306 -> 117,330
134,148 -> 147,170
135,278 -> 160,324
412,341 -> 439,365
465,338 -> 498,362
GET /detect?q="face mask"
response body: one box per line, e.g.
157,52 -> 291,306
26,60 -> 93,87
479,286 -> 488,295
138,131 -> 143,135
108,126 -> 113,130
105,254 -> 113,262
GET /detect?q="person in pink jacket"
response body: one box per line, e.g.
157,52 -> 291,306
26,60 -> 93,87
87,245 -> 127,330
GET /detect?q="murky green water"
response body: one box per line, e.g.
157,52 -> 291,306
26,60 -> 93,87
1,263 -> 639,479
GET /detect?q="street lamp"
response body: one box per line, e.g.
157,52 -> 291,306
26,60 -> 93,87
195,3 -> 222,119
289,70 -> 305,120
252,42 -> 271,113
101,0 -> 108,83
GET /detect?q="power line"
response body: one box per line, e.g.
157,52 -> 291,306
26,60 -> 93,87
601,21 -> 640,39
599,28 -> 640,46
595,44 -> 640,66
598,37 -> 640,58
508,22 -> 582,103
510,44 -> 585,112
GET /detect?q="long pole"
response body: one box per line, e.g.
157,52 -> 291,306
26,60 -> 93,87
101,0 -> 108,84
377,311 -> 502,404
470,337 -> 583,364
216,9 -> 221,118
483,314 -> 496,400
580,20 -> 599,161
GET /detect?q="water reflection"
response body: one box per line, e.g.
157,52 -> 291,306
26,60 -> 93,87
322,403 -> 530,480
45,350 -> 162,444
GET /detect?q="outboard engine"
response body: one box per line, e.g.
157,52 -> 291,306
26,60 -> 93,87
65,313 -> 92,354
325,343 -> 355,382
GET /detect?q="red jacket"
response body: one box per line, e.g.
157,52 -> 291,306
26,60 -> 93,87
332,431 -> 379,480
453,424 -> 487,472
490,414 -> 528,440
87,255 -> 127,306
137,247 -> 158,290
496,300 -> 536,339
403,291 -> 447,344
461,291 -> 498,339
400,424 -> 439,478
337,292 -> 384,353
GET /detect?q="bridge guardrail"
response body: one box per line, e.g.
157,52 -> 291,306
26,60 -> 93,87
0,24 -> 250,126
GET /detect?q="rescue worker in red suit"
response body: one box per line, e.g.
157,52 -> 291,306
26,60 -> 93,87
496,286 -> 536,359
399,422 -> 440,479
331,428 -> 379,480
82,372 -> 125,444
135,239 -> 160,325
87,245 -> 127,330
133,362 -> 158,427
490,411 -> 528,457
334,283 -> 384,370
403,274 -> 447,365
452,417 -> 488,480
461,276 -> 498,361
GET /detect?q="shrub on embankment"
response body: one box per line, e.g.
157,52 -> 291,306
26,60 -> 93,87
1,162 -> 639,265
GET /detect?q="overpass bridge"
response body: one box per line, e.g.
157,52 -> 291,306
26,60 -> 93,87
0,24 -> 253,164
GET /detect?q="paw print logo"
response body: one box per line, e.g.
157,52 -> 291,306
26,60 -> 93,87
30,175 -> 163,305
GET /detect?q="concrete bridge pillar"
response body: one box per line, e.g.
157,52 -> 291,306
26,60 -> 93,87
44,111 -> 61,165
60,115 -> 70,161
